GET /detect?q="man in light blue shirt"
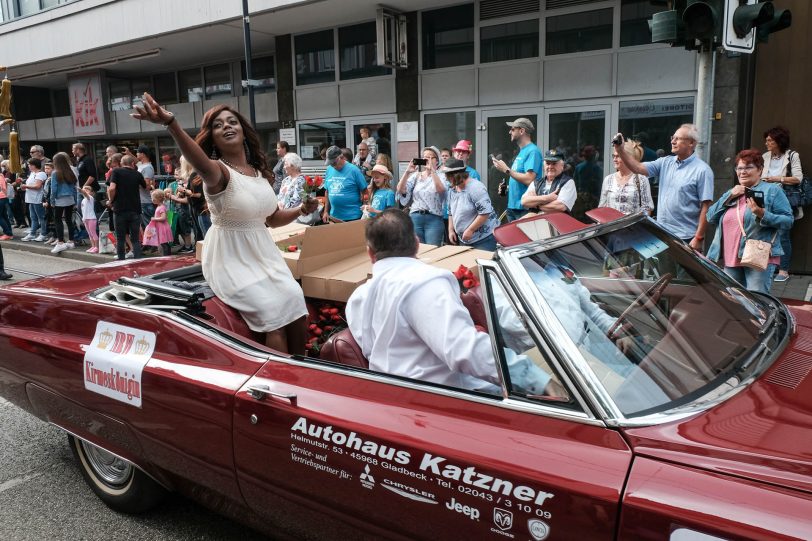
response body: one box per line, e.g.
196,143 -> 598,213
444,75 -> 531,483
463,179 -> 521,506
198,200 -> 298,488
322,145 -> 368,222
492,118 -> 543,222
614,124 -> 713,250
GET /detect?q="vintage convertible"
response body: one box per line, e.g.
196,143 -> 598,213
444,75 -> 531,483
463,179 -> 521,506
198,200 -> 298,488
0,212 -> 810,540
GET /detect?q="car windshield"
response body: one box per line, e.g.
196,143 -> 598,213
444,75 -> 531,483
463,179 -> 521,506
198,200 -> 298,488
516,219 -> 779,418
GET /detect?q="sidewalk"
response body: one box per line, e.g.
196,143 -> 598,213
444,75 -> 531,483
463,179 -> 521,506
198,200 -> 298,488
3,224 -> 811,301
3,222 -> 190,265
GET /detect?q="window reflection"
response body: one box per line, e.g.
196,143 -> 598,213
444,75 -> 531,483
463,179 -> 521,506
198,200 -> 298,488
298,121 -> 346,160
620,0 -> 659,47
480,20 -> 539,63
296,30 -> 336,86
204,64 -> 232,99
422,4 -> 475,70
178,69 -> 203,103
339,22 -> 391,80
240,56 -> 276,94
546,8 -> 613,55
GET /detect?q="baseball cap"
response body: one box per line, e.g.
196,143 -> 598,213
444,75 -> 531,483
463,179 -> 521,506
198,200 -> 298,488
452,140 -> 472,153
506,117 -> 535,132
136,145 -> 150,155
543,149 -> 563,162
325,145 -> 342,166
441,158 -> 466,174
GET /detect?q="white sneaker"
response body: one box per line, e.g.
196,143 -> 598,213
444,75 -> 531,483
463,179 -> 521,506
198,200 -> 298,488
66,241 -> 75,249
48,238 -> 58,245
51,242 -> 69,254
34,235 -> 47,242
21,234 -> 35,242
125,251 -> 134,259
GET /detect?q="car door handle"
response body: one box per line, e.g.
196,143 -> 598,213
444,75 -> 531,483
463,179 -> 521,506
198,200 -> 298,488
246,385 -> 297,405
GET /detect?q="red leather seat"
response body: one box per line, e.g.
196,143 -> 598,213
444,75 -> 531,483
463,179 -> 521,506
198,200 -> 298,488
202,297 -> 264,343
319,329 -> 369,369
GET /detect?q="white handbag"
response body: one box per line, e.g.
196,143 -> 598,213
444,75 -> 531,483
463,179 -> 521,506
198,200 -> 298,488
736,202 -> 777,272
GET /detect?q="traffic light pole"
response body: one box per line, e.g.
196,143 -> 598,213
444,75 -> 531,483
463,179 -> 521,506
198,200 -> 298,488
694,47 -> 715,162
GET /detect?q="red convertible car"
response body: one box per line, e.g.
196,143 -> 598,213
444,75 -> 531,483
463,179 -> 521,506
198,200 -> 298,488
0,213 -> 810,540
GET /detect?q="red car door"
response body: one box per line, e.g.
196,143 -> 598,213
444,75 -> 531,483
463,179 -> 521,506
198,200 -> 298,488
233,364 -> 632,539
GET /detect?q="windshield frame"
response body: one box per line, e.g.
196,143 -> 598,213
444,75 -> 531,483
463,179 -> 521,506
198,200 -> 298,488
497,213 -> 792,426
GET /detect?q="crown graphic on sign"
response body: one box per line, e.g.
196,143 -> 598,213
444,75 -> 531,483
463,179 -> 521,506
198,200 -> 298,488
97,329 -> 113,349
134,336 -> 150,356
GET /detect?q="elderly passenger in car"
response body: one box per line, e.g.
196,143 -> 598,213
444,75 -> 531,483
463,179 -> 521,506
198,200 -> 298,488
346,208 -> 551,395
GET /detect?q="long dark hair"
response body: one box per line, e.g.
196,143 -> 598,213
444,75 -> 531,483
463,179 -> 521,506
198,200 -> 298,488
53,152 -> 77,185
194,105 -> 272,184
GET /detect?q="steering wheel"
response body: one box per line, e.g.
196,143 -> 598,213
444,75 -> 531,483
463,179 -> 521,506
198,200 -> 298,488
606,273 -> 673,340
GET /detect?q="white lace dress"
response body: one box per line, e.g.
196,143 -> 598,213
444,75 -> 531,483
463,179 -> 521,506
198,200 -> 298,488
203,163 -> 307,332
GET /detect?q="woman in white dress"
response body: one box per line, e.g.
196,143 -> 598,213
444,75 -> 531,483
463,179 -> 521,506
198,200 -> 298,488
133,94 -> 318,354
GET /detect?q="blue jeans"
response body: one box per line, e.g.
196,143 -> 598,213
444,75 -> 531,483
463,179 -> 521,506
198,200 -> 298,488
197,213 -> 211,240
507,208 -> 528,222
724,264 -> 776,294
141,202 -> 156,229
466,234 -> 497,251
778,227 -> 792,272
29,203 -> 45,236
0,199 -> 11,235
410,212 -> 444,246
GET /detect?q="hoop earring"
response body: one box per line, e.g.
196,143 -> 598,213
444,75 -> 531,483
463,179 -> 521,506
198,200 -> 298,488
244,140 -> 251,163
210,146 -> 219,159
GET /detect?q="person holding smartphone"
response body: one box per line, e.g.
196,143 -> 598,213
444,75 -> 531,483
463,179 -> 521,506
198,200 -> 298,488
705,149 -> 793,293
396,146 -> 447,246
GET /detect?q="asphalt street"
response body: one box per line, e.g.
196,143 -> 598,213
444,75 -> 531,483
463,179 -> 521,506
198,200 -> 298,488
0,249 -> 271,541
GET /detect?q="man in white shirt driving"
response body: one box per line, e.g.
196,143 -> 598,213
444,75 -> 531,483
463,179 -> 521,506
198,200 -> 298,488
346,209 -> 551,395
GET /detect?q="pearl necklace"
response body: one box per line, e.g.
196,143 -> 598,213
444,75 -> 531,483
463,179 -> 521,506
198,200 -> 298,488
219,158 -> 254,176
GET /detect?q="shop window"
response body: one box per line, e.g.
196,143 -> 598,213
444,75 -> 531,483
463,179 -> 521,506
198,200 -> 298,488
480,19 -> 539,63
298,121 -> 346,160
339,22 -> 391,80
52,88 -> 69,117
422,4 -> 475,70
618,97 -> 694,159
620,0 -> 658,47
108,79 -> 131,112
295,30 -> 336,86
153,73 -> 177,105
205,64 -> 232,99
240,56 -> 276,95
545,8 -> 613,55
179,68 -> 203,103
424,111 -> 476,162
131,78 -> 150,108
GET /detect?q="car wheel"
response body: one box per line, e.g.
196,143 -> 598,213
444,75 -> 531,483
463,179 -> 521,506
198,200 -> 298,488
68,434 -> 167,513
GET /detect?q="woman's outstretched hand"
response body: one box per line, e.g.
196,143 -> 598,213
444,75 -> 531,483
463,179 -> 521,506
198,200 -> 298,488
132,92 -> 174,125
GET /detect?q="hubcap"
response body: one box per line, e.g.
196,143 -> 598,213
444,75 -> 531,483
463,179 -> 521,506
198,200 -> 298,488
80,440 -> 133,487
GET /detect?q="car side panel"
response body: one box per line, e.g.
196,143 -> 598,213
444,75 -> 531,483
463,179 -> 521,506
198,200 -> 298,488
0,293 -> 264,504
233,361 -> 633,540
619,457 -> 812,540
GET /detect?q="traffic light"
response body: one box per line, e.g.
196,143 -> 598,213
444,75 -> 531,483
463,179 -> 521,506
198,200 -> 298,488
731,0 -> 773,37
650,9 -> 685,45
756,7 -> 791,42
723,1 -> 792,53
682,0 -> 723,45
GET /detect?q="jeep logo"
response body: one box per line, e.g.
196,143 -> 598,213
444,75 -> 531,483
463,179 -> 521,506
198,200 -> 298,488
445,497 -> 480,521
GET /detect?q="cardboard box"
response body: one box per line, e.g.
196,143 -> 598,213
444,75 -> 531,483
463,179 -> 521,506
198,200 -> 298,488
301,252 -> 372,302
417,244 -> 471,264
195,222 -> 311,262
282,220 -> 367,279
432,249 -> 494,280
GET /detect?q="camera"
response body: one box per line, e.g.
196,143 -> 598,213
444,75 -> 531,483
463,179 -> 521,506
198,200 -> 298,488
413,158 -> 427,166
611,134 -> 624,146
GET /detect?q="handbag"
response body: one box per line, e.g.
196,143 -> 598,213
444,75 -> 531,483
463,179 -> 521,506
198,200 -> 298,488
783,151 -> 812,211
736,202 -> 777,272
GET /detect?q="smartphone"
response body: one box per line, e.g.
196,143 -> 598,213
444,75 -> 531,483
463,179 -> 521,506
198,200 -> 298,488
413,158 -> 427,166
744,187 -> 765,208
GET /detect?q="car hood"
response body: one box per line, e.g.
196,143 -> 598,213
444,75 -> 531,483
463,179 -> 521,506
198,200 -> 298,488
622,302 -> 812,495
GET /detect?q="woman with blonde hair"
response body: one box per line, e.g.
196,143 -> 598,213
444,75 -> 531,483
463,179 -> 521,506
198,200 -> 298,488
599,140 -> 654,215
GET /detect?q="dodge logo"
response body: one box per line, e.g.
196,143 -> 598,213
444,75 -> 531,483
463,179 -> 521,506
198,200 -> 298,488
493,508 -> 513,530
